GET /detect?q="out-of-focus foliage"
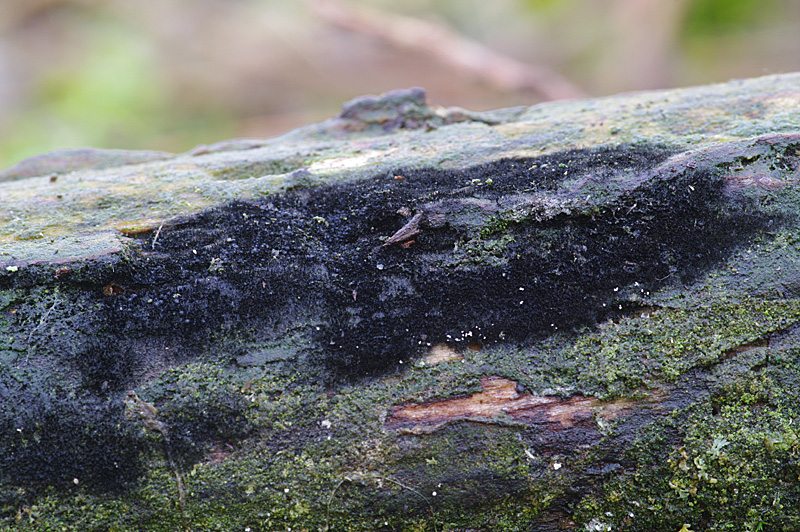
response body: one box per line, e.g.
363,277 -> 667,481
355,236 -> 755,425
683,0 -> 781,35
5,18 -> 166,160
0,0 -> 796,169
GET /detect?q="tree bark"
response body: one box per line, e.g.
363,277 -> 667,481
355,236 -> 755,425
1,74 -> 800,531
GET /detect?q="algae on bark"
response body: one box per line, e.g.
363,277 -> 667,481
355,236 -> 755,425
1,75 -> 800,531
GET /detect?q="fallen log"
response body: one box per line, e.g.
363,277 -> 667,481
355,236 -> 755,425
1,74 -> 800,531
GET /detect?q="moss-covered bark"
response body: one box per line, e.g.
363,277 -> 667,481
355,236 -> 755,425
1,75 -> 800,531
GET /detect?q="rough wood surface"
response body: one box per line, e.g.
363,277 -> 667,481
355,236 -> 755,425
1,74 -> 800,531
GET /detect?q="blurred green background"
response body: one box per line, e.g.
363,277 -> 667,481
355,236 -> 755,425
0,0 -> 797,169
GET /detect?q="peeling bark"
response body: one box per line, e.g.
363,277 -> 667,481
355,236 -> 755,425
385,375 -> 657,434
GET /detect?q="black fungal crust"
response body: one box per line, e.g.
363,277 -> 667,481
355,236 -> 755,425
92,143 -> 766,382
0,395 -> 145,494
0,143 -> 772,499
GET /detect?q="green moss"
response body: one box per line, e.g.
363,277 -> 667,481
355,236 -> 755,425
479,217 -> 512,239
572,346 -> 800,531
554,297 -> 800,398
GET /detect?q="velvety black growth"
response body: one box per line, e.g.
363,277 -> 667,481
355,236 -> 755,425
0,395 -> 144,493
90,143 -> 764,380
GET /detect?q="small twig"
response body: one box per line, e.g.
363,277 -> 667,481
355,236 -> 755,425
383,212 -> 423,247
152,222 -> 165,250
307,0 -> 586,101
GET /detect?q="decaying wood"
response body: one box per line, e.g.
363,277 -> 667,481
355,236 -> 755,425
1,74 -> 800,532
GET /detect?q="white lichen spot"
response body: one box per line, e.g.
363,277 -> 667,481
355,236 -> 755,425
585,518 -> 612,532
524,449 -> 536,461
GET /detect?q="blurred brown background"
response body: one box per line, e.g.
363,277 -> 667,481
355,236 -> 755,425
0,0 -> 798,169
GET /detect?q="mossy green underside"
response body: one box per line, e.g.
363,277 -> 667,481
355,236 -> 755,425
1,75 -> 800,531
